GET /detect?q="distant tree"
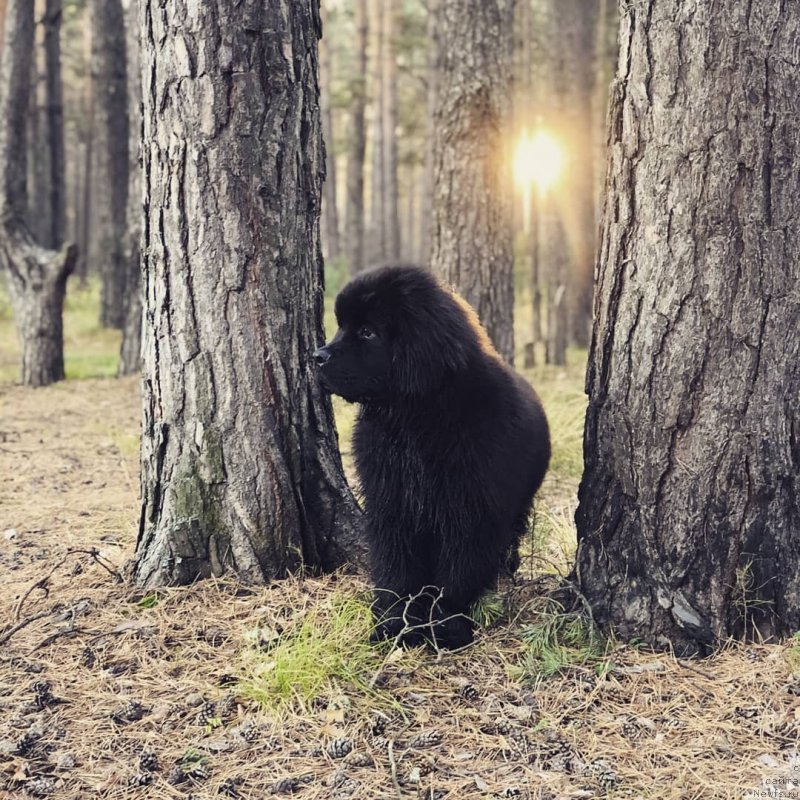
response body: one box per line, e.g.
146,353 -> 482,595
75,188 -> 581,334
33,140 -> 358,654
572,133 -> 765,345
419,0 -> 439,266
0,0 -> 76,386
344,0 -> 367,275
43,0 -> 66,249
89,0 -> 128,328
381,0 -> 400,259
118,0 -> 140,376
367,0 -> 385,264
575,1 -> 800,654
551,0 -> 598,348
319,1 -> 341,261
430,0 -> 515,363
135,0 -> 364,587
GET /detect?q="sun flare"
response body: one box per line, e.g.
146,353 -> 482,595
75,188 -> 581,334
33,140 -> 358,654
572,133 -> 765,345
513,129 -> 564,193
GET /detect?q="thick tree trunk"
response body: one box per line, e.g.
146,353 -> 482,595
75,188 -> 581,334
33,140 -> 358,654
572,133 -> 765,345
135,0 -> 364,588
0,0 -> 76,387
430,0 -> 515,364
319,1 -> 340,261
367,0 -> 384,265
118,0 -> 141,376
575,1 -> 800,654
551,0 -> 597,349
344,0 -> 367,275
381,0 -> 400,260
89,0 -> 128,328
419,0 -> 439,266
43,0 -> 65,249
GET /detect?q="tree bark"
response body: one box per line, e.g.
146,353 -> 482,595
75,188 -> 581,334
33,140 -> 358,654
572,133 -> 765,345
575,0 -> 800,654
0,0 -> 76,387
135,0 -> 365,588
344,0 -> 367,275
89,0 -> 128,328
381,0 -> 400,260
29,10 -> 50,246
430,0 -> 515,364
43,0 -> 66,249
319,1 -> 340,261
75,19 -> 93,284
117,0 -> 141,376
367,0 -> 384,264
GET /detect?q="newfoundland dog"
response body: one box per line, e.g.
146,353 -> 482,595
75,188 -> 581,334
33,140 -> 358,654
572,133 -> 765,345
315,265 -> 550,649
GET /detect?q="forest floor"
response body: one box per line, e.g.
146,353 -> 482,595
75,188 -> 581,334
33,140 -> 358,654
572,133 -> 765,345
1,287 -> 800,800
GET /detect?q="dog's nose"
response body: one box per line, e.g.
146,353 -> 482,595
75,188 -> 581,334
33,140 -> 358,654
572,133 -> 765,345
314,347 -> 331,367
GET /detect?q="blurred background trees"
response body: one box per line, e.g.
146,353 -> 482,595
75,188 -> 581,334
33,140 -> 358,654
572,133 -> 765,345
0,0 -> 616,382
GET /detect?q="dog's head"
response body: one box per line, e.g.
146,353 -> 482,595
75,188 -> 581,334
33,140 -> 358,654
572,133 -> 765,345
314,265 -> 489,402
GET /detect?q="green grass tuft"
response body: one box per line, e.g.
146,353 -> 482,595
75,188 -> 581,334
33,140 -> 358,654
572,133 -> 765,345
239,593 -> 419,714
471,591 -> 506,629
515,599 -> 608,683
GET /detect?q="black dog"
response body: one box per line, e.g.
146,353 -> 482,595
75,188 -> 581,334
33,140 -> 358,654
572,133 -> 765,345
315,266 -> 550,649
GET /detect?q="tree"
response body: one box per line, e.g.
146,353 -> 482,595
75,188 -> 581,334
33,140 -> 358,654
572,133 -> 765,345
118,0 -> 141,376
419,0 -> 439,266
89,0 -> 128,328
551,0 -> 598,348
319,1 -> 341,261
0,0 -> 76,386
430,0 -> 515,364
575,1 -> 800,654
134,0 -> 364,588
381,0 -> 400,259
344,0 -> 367,275
367,0 -> 385,265
43,0 -> 66,249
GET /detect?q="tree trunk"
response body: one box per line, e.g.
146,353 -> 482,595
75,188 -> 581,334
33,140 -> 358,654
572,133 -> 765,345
135,0 -> 365,588
0,0 -> 76,387
75,19 -> 93,283
90,0 -> 128,328
43,0 -> 65,249
344,0 -> 367,275
592,0 -> 617,228
419,0 -> 439,266
319,1 -> 340,261
381,0 -> 400,260
575,0 -> 800,654
430,0 -> 515,364
367,0 -> 384,265
29,10 -> 50,246
117,0 -> 141,376
551,0 -> 598,349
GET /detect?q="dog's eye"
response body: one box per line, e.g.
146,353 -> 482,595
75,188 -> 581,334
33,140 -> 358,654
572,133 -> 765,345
358,326 -> 377,341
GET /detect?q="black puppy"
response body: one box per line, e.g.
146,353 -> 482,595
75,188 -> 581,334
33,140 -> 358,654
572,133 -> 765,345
315,266 -> 550,649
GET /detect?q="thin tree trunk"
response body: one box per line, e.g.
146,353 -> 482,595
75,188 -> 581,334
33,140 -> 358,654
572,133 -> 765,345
29,9 -> 50,245
90,0 -> 128,328
344,0 -> 367,275
135,0 -> 365,588
367,0 -> 384,264
43,0 -> 65,249
575,0 -> 800,654
551,0 -> 598,349
319,1 -> 340,261
75,19 -> 92,284
419,0 -> 439,266
592,0 -> 617,228
118,0 -> 140,375
381,0 -> 400,259
0,0 -> 76,387
430,0 -> 515,364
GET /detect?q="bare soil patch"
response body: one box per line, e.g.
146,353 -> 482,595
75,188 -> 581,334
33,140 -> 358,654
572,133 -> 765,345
1,378 -> 798,799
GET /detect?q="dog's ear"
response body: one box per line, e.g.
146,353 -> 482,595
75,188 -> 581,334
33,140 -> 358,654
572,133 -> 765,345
392,288 -> 486,396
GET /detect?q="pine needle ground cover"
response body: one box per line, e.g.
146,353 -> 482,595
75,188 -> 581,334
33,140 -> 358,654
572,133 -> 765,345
1,373 -> 799,799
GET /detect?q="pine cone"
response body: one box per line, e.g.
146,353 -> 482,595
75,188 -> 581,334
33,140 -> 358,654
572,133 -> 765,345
345,752 -> 373,768
370,715 -> 387,736
26,777 -> 56,797
139,750 -> 158,771
217,694 -> 237,720
167,765 -> 187,785
111,700 -> 146,723
186,762 -> 210,780
218,777 -> 241,796
409,730 -> 442,749
127,773 -> 153,787
458,684 -> 480,701
327,738 -> 353,759
15,731 -> 40,755
79,648 -> 96,668
31,680 -> 53,709
197,701 -> 218,727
